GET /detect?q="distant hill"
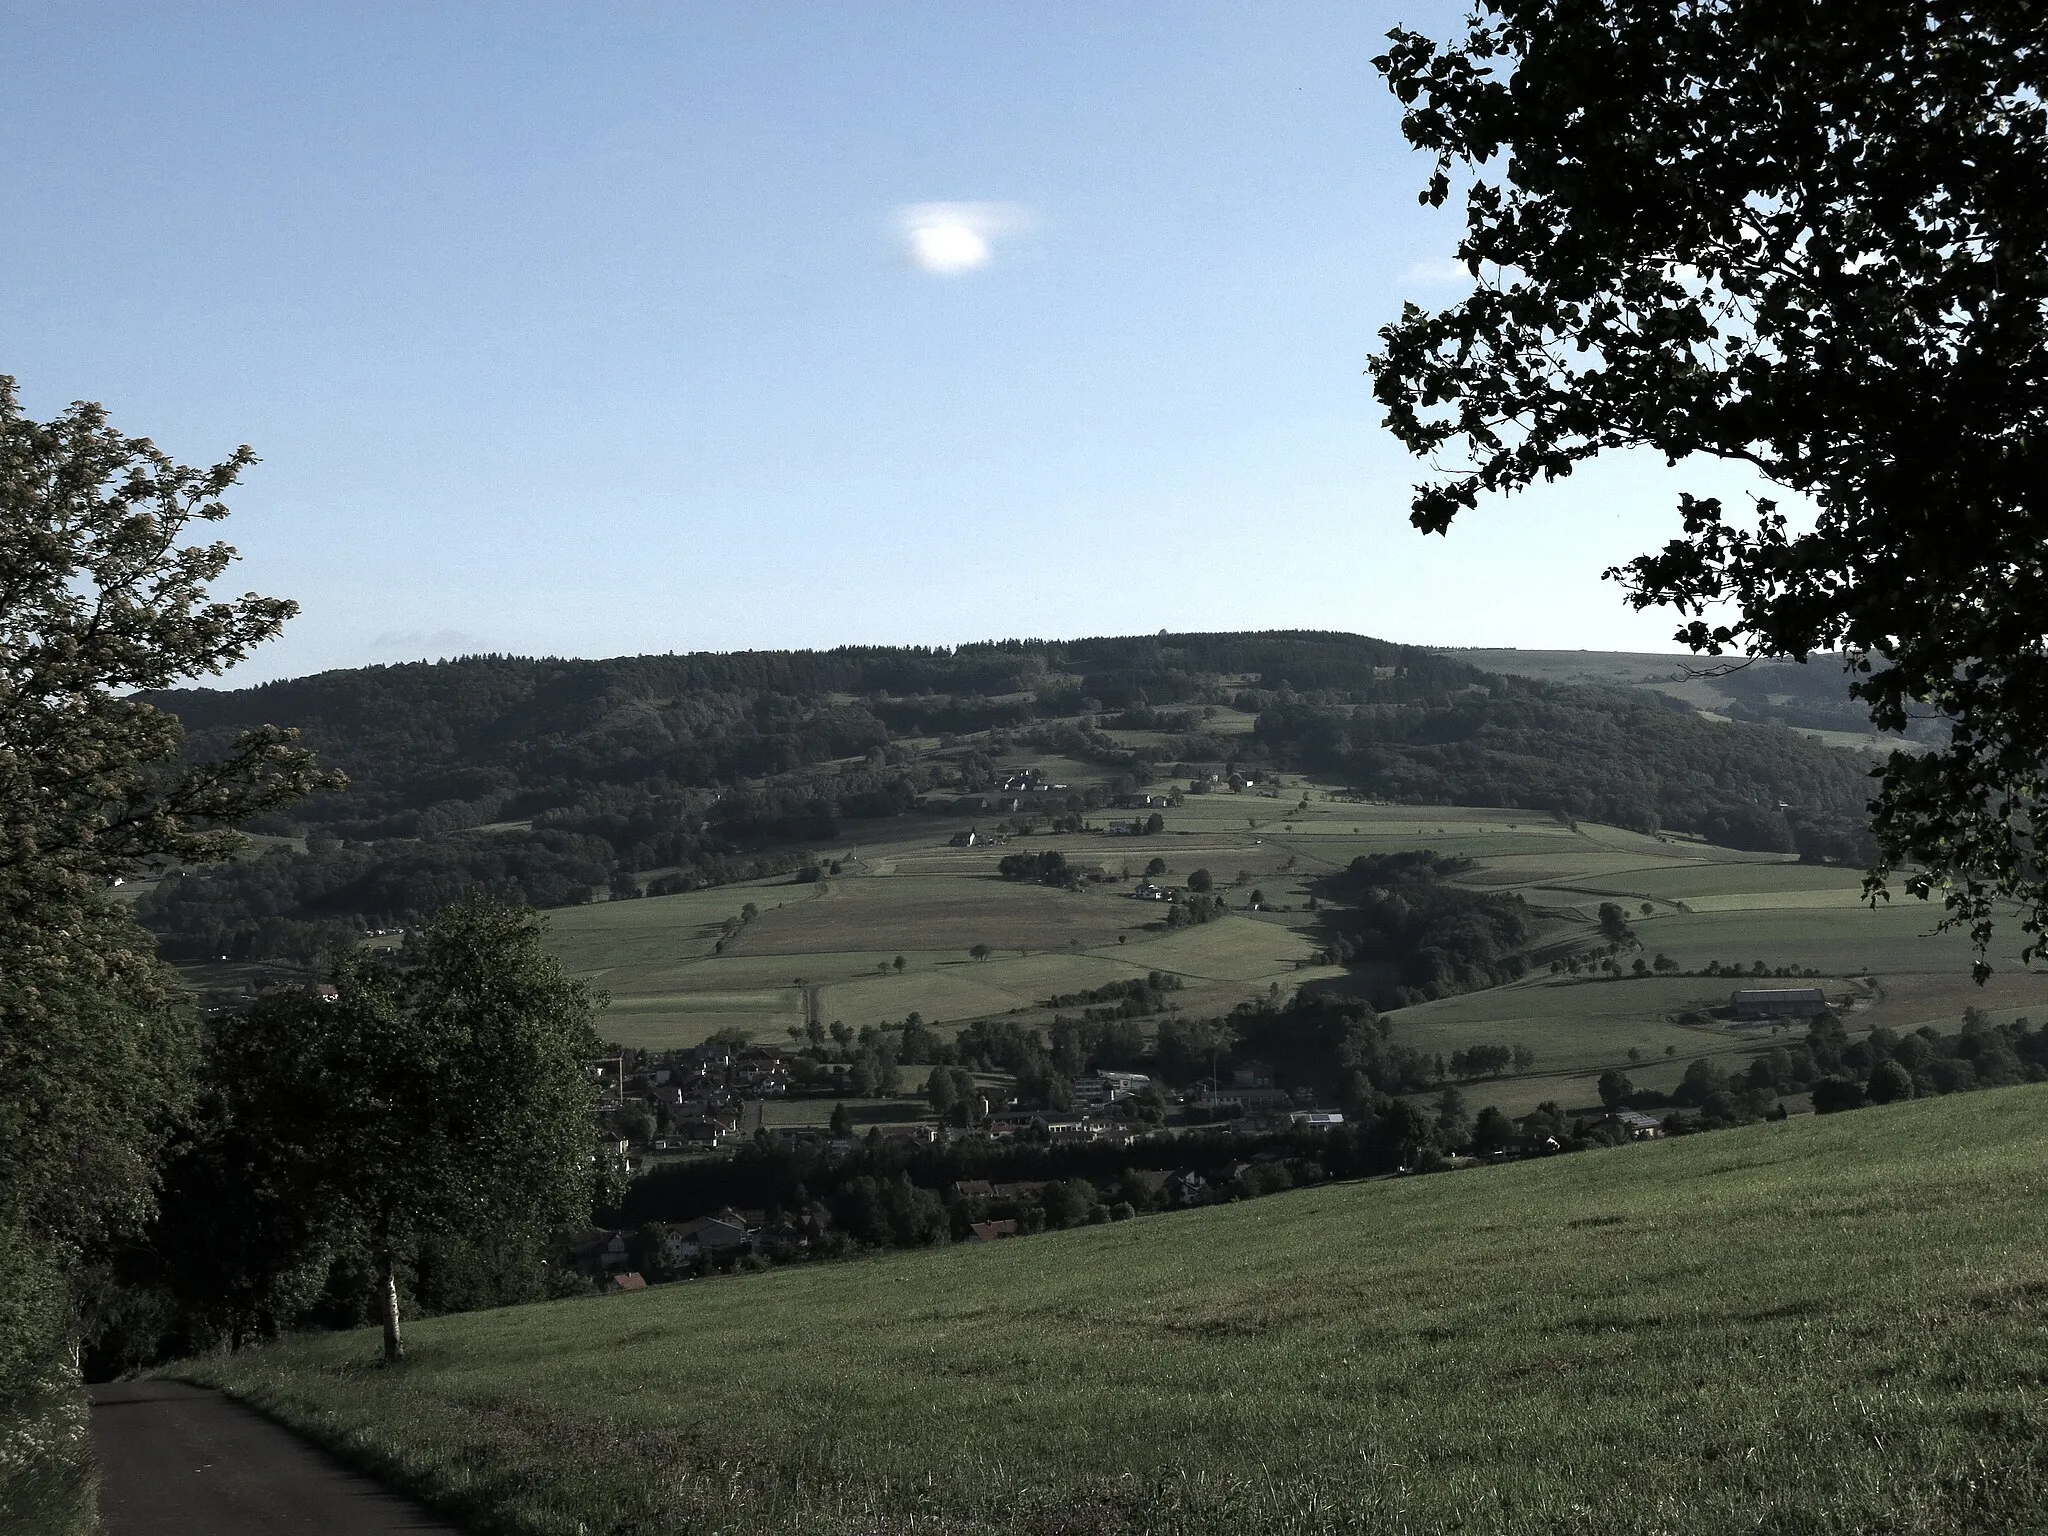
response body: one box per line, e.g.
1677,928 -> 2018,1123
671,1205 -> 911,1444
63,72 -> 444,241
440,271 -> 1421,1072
1440,646 -> 1940,747
135,632 -> 1884,964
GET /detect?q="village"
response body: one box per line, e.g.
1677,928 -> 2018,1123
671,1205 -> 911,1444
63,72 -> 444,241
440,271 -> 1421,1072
560,988 -> 1825,1290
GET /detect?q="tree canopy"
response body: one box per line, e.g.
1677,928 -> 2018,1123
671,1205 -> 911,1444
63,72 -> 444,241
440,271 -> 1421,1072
0,379 -> 329,1490
1371,3 -> 2048,973
296,905 -> 611,1360
1,379 -> 330,1264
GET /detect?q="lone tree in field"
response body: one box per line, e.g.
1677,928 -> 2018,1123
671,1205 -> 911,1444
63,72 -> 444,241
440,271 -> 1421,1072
1373,3 -> 2048,975
1597,902 -> 1637,948
255,904 -> 609,1362
0,379 -> 333,1377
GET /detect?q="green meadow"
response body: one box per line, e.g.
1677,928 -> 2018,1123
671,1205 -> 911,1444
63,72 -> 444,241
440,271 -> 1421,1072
185,1086 -> 2048,1535
545,791 -> 2048,1135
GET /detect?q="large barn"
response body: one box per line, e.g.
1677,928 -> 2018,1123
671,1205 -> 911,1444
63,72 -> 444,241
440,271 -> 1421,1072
1729,987 -> 1829,1020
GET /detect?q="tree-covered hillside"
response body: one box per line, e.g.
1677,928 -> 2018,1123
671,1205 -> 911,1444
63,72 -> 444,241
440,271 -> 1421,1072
1255,677 -> 1879,858
135,632 -> 1880,963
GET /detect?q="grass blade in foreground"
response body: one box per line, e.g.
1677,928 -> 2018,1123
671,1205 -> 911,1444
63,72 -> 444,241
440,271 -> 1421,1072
185,1087 -> 2048,1534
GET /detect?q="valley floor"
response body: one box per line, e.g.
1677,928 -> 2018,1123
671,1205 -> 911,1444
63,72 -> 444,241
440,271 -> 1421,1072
544,792 -> 2048,1121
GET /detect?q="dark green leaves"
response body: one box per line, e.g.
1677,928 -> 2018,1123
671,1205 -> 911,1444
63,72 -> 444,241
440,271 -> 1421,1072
1372,2 -> 2048,972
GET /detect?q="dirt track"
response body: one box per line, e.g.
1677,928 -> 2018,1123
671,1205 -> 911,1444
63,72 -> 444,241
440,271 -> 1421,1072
90,1380 -> 462,1534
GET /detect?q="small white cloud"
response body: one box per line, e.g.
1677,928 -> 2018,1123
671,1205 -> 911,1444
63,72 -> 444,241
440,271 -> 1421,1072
1402,256 -> 1473,285
895,201 -> 1032,275
371,628 -> 475,655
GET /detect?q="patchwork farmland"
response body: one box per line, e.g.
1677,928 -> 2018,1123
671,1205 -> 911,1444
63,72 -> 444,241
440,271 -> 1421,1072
544,781 -> 2048,1124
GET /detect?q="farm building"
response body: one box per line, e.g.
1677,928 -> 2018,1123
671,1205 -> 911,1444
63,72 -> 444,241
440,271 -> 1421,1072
1076,1071 -> 1152,1105
1729,987 -> 1829,1020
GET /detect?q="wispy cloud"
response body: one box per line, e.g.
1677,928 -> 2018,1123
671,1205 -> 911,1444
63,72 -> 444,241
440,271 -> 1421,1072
1402,256 -> 1472,286
371,628 -> 475,656
894,201 -> 1034,275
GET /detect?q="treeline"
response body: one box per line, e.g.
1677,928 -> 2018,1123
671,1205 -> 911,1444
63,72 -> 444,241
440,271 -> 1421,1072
770,992 -> 1454,1122
1253,677 -> 1881,858
615,1112 -> 1466,1244
1713,658 -> 1945,745
77,906 -> 611,1380
1599,1009 -> 2048,1126
1045,972 -> 1184,1020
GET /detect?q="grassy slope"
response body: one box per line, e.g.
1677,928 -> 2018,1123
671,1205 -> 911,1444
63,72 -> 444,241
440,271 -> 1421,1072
188,1087 -> 2048,1535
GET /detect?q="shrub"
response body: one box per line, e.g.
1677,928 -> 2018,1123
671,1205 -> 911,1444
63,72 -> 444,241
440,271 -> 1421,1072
1811,1077 -> 1868,1114
1866,1060 -> 1915,1105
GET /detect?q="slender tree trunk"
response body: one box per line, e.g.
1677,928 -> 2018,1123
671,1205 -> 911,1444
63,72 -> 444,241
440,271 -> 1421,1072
379,1256 -> 403,1363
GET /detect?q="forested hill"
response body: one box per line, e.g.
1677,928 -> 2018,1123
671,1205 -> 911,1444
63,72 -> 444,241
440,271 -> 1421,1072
134,631 -> 1881,964
149,631 -> 1470,828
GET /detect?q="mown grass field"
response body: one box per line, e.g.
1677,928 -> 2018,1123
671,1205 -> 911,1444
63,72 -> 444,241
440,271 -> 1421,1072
186,1086 -> 2048,1535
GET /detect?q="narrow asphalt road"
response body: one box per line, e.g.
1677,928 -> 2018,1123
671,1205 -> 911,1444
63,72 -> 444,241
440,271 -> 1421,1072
90,1381 -> 464,1534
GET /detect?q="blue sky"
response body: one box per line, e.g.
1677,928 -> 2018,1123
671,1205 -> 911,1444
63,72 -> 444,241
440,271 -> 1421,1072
1,2 -> 1742,683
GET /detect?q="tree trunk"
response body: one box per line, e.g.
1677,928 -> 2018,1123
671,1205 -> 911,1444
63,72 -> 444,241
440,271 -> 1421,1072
379,1258 -> 403,1363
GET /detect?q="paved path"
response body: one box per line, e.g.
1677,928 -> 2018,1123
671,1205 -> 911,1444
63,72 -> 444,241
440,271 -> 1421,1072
90,1380 -> 464,1534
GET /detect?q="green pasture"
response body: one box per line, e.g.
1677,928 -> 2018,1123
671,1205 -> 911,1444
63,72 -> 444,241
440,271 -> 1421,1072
1386,975 -> 1792,1115
1439,646 -> 1700,690
186,1087 -> 2048,1535
1855,969 -> 2048,1035
1125,913 -> 1325,983
545,807 -> 2036,1087
755,1096 -> 927,1131
1592,859 -> 1867,902
1266,831 -> 1590,869
596,989 -> 804,1050
984,751 -> 1101,784
726,875 -> 1145,957
1454,848 -> 1702,888
813,966 -> 1036,1033
1641,901 -> 1983,976
548,882 -> 817,971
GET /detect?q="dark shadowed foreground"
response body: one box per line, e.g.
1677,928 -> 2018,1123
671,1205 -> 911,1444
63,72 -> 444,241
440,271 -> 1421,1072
90,1381 -> 460,1535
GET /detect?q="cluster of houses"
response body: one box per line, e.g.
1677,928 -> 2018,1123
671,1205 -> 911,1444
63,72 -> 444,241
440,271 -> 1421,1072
600,1042 -> 797,1156
1183,767 -> 1278,796
1187,1060 -> 1299,1118
569,1204 -> 792,1284
1000,769 -> 1069,794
